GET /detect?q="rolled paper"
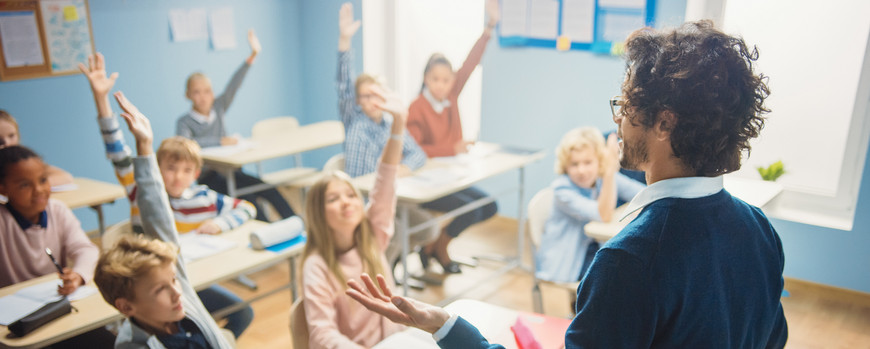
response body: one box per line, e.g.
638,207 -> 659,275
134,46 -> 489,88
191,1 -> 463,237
250,216 -> 305,250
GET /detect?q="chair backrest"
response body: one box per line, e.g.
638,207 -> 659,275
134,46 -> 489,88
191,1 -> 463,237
323,153 -> 345,173
101,219 -> 133,249
252,116 -> 300,140
527,187 -> 554,247
289,298 -> 308,349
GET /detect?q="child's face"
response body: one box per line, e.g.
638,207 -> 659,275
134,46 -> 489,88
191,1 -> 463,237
423,64 -> 455,102
324,179 -> 364,251
186,77 -> 215,114
0,120 -> 20,147
159,159 -> 200,198
357,82 -> 386,120
0,157 -> 50,220
565,147 -> 600,189
119,263 -> 185,328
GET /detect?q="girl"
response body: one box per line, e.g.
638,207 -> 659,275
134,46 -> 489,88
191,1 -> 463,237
535,127 -> 644,283
406,0 -> 500,273
0,110 -> 73,188
301,86 -> 406,348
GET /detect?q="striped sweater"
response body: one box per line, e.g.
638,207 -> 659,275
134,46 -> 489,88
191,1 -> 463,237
99,115 -> 256,234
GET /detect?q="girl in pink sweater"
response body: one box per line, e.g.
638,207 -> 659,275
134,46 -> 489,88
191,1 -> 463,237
301,82 -> 408,348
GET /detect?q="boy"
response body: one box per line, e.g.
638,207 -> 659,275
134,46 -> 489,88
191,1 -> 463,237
94,90 -> 233,348
175,29 -> 295,222
80,53 -> 254,338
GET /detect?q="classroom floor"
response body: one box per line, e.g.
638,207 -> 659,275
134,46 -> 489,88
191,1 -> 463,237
211,216 -> 870,349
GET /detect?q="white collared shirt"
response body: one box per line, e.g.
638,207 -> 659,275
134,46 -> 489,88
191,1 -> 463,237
189,108 -> 217,125
422,87 -> 451,114
619,176 -> 724,221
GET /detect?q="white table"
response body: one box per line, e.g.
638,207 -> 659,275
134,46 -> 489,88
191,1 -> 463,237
52,178 -> 126,237
353,143 -> 545,297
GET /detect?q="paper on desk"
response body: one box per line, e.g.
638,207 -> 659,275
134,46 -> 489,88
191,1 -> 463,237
51,183 -> 79,192
399,167 -> 469,188
0,280 -> 97,325
178,233 -> 237,262
199,138 -> 257,157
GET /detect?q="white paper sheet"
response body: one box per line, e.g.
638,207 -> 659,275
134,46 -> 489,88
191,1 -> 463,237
500,0 -> 529,37
599,0 -> 646,9
169,8 -> 208,42
0,11 -> 45,68
199,138 -> 256,157
562,0 -> 596,43
178,233 -> 237,262
0,280 -> 97,325
528,0 -> 560,39
209,7 -> 236,50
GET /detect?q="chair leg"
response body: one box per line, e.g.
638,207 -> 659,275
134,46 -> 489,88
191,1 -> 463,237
532,282 -> 544,314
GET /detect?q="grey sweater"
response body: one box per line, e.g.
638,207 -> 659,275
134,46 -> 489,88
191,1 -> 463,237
176,63 -> 251,148
114,155 -> 233,349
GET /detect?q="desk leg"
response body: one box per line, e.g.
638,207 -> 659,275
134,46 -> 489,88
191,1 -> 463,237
399,204 -> 410,296
517,167 -> 528,270
92,204 -> 106,237
227,169 -> 238,198
289,256 -> 298,301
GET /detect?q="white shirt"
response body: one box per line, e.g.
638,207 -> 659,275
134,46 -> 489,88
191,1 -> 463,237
189,108 -> 217,125
619,176 -> 724,221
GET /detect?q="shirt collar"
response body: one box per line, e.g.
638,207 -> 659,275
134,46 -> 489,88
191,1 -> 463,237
189,109 -> 216,125
4,203 -> 48,230
620,176 -> 724,221
422,87 -> 451,114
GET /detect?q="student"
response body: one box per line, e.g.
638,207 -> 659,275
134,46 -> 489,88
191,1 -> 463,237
0,145 -> 113,348
80,53 -> 254,339
348,21 -> 788,348
301,85 -> 407,348
0,110 -> 74,188
94,90 -> 234,348
336,2 -> 427,178
406,0 -> 501,274
536,127 -> 644,284
175,29 -> 294,223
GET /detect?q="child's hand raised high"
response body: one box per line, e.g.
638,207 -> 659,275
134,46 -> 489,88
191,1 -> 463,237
246,29 -> 261,65
338,2 -> 361,52
114,91 -> 154,156
369,85 -> 407,124
78,53 -> 118,97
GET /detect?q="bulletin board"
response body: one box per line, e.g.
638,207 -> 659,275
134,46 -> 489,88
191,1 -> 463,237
498,0 -> 656,53
0,0 -> 94,81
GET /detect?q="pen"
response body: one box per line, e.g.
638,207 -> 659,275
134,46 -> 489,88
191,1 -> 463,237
45,247 -> 65,275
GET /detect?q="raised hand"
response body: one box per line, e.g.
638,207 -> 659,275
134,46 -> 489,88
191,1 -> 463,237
338,2 -> 361,52
78,53 -> 118,97
346,274 -> 450,334
604,133 -> 620,176
369,85 -> 406,122
247,29 -> 261,65
114,91 -> 154,155
486,0 -> 500,28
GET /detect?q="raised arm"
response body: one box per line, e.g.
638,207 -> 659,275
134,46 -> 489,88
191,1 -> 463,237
245,29 -> 261,65
597,134 -> 619,222
451,0 -> 499,97
337,2 -> 362,126
365,86 -> 405,250
213,31 -> 257,113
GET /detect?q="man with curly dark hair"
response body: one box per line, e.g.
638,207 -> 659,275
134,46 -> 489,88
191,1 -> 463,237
344,20 -> 789,349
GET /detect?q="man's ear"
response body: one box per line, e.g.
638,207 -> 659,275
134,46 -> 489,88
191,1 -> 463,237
654,110 -> 676,141
115,297 -> 135,317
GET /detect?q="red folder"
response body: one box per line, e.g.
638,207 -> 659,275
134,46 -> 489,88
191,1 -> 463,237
500,312 -> 572,349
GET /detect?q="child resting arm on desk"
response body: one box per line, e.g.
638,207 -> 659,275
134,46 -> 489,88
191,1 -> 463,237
94,91 -> 234,349
535,127 -> 644,284
301,85 -> 407,349
80,53 -> 255,339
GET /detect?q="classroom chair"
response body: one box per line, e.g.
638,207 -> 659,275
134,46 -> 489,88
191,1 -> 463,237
289,298 -> 309,349
101,219 -> 133,249
323,153 -> 345,174
527,187 -> 580,314
251,116 -> 319,187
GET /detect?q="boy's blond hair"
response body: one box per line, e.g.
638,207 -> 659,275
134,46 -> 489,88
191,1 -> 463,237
157,136 -> 203,169
354,73 -> 382,98
0,110 -> 18,131
554,127 -> 608,176
94,235 -> 178,307
185,72 -> 211,92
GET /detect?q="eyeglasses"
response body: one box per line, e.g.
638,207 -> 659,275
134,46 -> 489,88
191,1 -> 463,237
609,96 -> 624,120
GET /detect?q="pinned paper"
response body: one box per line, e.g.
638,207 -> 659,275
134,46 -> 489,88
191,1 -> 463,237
556,35 -> 571,51
62,5 -> 78,21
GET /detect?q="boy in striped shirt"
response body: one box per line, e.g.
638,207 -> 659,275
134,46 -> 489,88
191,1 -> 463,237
81,52 -> 255,339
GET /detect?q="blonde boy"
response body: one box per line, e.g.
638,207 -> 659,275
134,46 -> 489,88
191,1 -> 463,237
80,53 -> 254,338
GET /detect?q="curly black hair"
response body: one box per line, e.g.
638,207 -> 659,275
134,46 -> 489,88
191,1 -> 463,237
0,145 -> 41,181
621,20 -> 770,176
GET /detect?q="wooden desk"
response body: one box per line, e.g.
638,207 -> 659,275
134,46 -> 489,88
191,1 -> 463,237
200,120 -> 344,197
374,299 -> 569,349
353,144 -> 546,296
52,178 -> 126,236
0,221 -> 304,349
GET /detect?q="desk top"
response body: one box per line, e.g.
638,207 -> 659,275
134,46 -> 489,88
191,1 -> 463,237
374,299 -> 569,349
200,120 -> 344,169
353,144 -> 545,204
0,220 -> 302,349
51,178 -> 126,211
583,205 -> 632,244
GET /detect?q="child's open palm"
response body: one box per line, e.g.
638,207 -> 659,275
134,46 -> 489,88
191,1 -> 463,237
78,53 -> 118,97
339,3 -> 361,39
114,91 -> 154,148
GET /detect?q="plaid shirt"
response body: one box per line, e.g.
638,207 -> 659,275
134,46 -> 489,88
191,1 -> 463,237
337,50 -> 427,177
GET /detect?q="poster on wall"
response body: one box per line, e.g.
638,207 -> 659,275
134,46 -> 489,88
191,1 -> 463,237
40,0 -> 92,72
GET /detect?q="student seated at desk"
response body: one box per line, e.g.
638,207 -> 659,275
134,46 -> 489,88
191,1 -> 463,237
0,110 -> 74,188
536,127 -> 644,284
0,145 -> 114,348
80,54 -> 254,339
94,91 -> 234,348
301,85 -> 408,348
406,0 -> 500,274
174,29 -> 295,223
